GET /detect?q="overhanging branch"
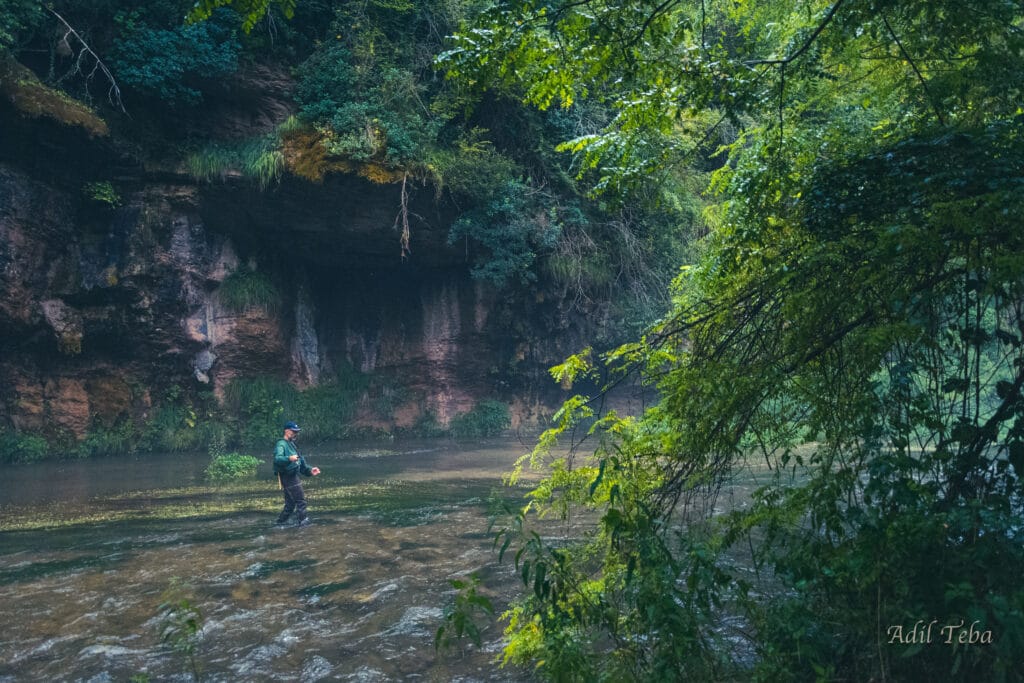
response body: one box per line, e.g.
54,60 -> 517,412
46,6 -> 126,113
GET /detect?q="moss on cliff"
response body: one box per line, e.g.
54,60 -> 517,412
0,50 -> 108,137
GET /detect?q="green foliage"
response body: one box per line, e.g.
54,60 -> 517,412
291,374 -> 367,441
187,0 -> 296,33
223,376 -> 291,446
447,179 -> 564,286
445,0 -> 1024,680
448,400 -> 511,439
185,146 -> 237,183
435,573 -> 495,651
0,429 -> 50,464
110,8 -> 241,105
242,139 -> 286,190
140,385 -> 215,452
295,44 -> 439,164
157,578 -> 203,682
186,135 -> 285,189
224,366 -> 373,445
76,420 -> 136,458
424,128 -> 522,202
0,0 -> 42,49
82,181 -> 122,207
205,452 -> 261,482
410,409 -> 445,438
218,268 -> 281,314
177,0 -> 693,324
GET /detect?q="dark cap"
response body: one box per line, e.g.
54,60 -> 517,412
283,421 -> 301,432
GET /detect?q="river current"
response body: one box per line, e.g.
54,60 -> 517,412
0,439 -> 545,682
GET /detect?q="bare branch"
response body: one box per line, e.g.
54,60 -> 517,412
45,6 -> 126,113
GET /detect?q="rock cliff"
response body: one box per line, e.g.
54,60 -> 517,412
0,83 -> 586,443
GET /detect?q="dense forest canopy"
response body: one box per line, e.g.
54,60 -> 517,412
3,0 -> 1024,679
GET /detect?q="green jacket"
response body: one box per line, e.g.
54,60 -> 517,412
273,438 -> 312,476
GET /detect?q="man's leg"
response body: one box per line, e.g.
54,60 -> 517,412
277,481 -> 296,524
290,482 -> 309,523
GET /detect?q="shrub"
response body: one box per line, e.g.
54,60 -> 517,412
294,45 -> 437,164
411,409 -> 445,438
447,179 -> 564,286
82,181 -> 122,207
292,382 -> 364,441
139,385 -> 215,452
449,400 -> 510,439
223,376 -> 292,446
206,452 -> 261,482
110,8 -> 240,105
77,420 -> 136,458
425,128 -> 522,203
1,430 -> 50,463
0,0 -> 42,49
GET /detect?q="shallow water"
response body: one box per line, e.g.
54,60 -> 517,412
0,439 -> 546,682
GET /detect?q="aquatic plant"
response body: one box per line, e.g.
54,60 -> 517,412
436,573 -> 494,651
157,578 -> 204,682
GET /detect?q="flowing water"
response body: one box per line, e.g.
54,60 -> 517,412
0,438 -> 551,682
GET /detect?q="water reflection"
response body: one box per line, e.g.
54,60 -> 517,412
0,439 -> 539,682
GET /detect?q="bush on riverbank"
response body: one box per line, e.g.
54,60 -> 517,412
448,400 -> 511,439
206,453 -> 261,482
1,378 -> 516,462
0,429 -> 49,463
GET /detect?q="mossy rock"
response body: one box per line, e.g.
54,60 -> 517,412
0,50 -> 108,137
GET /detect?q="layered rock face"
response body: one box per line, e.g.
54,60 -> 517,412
0,123 -> 578,439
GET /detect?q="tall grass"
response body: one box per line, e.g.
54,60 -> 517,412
186,146 -> 236,182
219,269 -> 281,314
186,134 -> 284,189
239,138 -> 285,191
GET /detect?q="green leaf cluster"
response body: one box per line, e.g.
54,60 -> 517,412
435,573 -> 495,650
0,0 -> 42,49
157,578 -> 204,681
109,8 -> 241,105
447,179 -> 566,286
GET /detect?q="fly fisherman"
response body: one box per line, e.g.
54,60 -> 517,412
273,421 -> 321,527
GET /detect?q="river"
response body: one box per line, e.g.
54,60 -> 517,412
0,438 -> 548,682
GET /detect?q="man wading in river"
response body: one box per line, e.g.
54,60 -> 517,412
273,421 -> 321,527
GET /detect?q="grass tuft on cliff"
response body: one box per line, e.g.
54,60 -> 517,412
218,269 -> 281,314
